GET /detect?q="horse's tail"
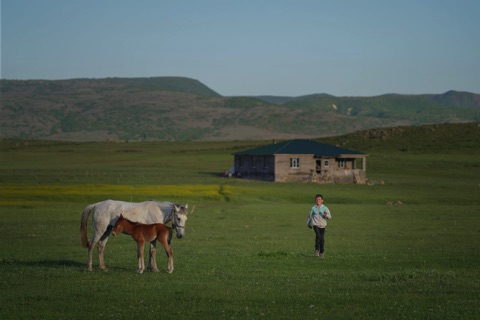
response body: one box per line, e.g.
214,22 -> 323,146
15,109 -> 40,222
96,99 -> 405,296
80,204 -> 95,248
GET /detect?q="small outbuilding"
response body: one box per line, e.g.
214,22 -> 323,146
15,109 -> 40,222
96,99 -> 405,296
233,139 -> 368,184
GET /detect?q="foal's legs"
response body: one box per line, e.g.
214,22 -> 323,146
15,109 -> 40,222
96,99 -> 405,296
148,240 -> 159,272
137,240 -> 145,274
159,233 -> 174,274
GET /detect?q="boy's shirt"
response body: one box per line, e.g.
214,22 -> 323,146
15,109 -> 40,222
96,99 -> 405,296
309,204 -> 331,228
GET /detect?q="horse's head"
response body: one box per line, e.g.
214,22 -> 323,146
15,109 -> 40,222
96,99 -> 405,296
172,204 -> 190,239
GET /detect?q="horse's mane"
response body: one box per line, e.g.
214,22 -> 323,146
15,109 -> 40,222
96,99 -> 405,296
147,200 -> 187,222
148,200 -> 185,209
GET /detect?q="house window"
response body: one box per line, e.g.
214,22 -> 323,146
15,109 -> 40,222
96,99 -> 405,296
338,159 -> 346,168
252,157 -> 256,169
263,156 -> 269,169
290,158 -> 300,169
324,160 -> 329,168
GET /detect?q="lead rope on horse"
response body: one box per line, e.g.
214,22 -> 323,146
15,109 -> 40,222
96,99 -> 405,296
169,207 -> 176,229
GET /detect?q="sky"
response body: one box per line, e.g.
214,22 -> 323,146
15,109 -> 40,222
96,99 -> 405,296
1,0 -> 479,96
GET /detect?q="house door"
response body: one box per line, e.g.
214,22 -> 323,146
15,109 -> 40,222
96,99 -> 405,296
316,160 -> 322,173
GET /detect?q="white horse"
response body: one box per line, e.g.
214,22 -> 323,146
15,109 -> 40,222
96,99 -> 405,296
80,199 -> 188,272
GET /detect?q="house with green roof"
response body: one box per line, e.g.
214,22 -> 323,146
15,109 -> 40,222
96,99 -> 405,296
233,139 -> 368,183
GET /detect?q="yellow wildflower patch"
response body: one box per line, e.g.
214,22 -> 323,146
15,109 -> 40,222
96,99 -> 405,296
0,184 -> 237,205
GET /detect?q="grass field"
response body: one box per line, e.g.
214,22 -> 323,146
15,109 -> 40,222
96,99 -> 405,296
0,138 -> 479,319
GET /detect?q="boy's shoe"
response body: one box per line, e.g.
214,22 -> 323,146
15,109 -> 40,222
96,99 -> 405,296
319,252 -> 324,259
314,250 -> 320,257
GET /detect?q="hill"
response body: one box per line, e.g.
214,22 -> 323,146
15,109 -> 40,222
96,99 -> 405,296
319,122 -> 480,154
1,77 -> 479,141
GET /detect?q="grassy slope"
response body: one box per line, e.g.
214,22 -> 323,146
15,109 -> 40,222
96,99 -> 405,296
0,123 -> 479,319
320,122 -> 480,154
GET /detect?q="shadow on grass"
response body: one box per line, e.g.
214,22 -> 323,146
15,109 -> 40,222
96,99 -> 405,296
199,171 -> 226,178
0,257 -> 132,272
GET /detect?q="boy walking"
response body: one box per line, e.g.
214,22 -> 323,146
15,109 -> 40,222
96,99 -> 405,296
307,194 -> 332,258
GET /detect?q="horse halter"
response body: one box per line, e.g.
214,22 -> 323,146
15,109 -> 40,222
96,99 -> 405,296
171,209 -> 186,230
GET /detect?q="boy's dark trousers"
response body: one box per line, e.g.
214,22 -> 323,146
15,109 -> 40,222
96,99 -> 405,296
313,226 -> 325,253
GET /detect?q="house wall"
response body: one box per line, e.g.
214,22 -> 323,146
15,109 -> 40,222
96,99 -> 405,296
274,154 -> 315,182
331,168 -> 366,184
317,156 -> 367,184
235,154 -> 367,184
234,155 -> 275,181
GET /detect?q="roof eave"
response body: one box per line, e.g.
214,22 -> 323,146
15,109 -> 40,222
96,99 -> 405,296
339,153 -> 368,158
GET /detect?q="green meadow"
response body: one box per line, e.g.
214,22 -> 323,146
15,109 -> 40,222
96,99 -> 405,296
0,138 -> 479,319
